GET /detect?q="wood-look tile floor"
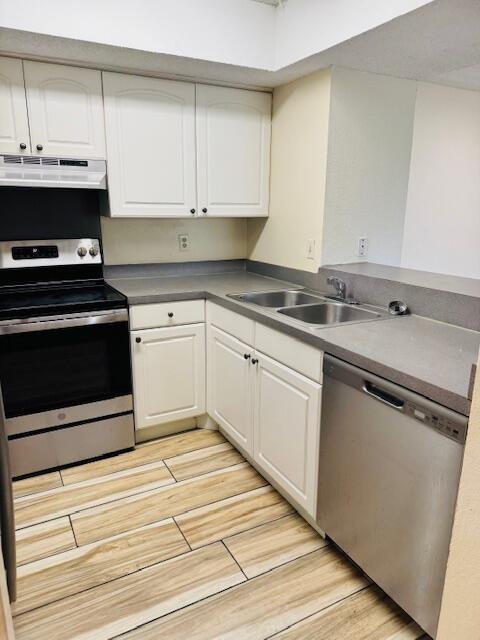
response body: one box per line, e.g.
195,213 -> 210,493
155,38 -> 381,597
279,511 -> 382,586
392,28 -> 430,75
12,429 -> 428,640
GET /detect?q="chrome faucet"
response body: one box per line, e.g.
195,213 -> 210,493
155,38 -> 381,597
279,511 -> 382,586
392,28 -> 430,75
326,276 -> 358,304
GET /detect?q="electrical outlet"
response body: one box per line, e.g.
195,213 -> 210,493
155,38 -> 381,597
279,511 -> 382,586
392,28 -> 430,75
178,234 -> 190,252
358,237 -> 368,258
306,239 -> 316,260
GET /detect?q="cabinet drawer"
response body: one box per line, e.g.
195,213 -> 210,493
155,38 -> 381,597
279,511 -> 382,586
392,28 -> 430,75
255,323 -> 323,383
130,300 -> 205,330
206,302 -> 255,345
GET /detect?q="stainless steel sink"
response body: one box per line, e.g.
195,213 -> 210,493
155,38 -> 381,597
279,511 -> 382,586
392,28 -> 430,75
228,290 -> 322,308
277,303 -> 380,325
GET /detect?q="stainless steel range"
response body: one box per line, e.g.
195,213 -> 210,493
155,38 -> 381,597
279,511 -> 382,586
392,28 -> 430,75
0,238 -> 134,477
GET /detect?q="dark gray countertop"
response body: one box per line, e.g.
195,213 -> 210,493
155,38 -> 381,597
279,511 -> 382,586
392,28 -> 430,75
108,271 -> 480,416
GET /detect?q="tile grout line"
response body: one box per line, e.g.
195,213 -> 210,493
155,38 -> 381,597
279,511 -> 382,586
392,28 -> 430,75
14,476 -> 177,532
264,584 -> 373,640
162,459 -> 178,483
13,525 -> 202,618
161,441 -> 235,466
17,459 -> 171,498
175,508 -> 305,556
13,536 -> 245,620
34,433 -> 227,490
68,514 -> 79,548
172,516 -> 192,552
68,474 -> 269,545
222,510 -> 297,544
220,539 -> 249,582
107,547 -> 367,640
18,475 -> 269,545
14,544 -> 348,624
162,458 -> 246,484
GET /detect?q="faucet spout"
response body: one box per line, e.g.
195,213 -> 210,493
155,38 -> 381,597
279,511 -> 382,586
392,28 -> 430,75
326,276 -> 359,304
327,276 -> 347,300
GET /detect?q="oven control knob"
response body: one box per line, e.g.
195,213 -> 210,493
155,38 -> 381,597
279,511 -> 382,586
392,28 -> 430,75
89,246 -> 99,257
77,246 -> 87,258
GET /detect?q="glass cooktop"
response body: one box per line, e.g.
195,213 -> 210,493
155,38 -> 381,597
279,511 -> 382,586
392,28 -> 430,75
0,282 -> 126,320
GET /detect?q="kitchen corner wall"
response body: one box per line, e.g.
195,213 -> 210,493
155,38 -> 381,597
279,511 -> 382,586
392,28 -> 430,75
247,68 -> 332,274
101,217 -> 247,265
246,66 -> 417,273
401,82 -> 480,280
321,67 -> 417,266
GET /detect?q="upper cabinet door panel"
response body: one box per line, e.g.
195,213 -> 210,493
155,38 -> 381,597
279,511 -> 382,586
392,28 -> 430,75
196,84 -> 271,217
0,57 -> 30,154
23,61 -> 105,158
103,72 -> 196,217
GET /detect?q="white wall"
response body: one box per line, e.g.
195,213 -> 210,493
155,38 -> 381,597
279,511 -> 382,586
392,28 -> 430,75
401,82 -> 480,279
247,68 -> 331,272
101,218 -> 247,265
0,0 -> 434,73
275,0 -> 434,68
321,67 -> 417,266
0,0 -> 276,70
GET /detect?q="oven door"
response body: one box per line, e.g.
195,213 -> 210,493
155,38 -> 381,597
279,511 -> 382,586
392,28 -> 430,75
0,309 -> 132,436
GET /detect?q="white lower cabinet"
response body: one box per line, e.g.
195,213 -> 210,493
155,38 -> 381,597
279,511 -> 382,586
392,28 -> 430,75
254,353 -> 321,515
206,303 -> 322,518
131,323 -> 205,430
207,326 -> 254,455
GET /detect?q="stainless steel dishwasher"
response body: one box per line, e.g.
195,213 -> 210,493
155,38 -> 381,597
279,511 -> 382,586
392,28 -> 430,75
317,355 -> 467,638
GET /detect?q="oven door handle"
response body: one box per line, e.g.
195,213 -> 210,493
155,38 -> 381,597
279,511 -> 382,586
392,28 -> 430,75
0,309 -> 128,334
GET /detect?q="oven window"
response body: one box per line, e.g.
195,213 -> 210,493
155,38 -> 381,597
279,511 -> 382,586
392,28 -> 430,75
0,321 -> 131,418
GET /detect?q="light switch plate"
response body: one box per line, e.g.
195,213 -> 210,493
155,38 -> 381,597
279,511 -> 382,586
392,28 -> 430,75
306,239 -> 315,260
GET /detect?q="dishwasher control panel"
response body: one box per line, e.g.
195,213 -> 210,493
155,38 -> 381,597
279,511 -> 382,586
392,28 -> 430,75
406,402 -> 467,444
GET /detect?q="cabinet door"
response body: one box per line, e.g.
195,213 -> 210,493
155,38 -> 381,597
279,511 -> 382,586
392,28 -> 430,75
0,57 -> 30,155
253,352 -> 321,516
196,84 -> 271,217
131,324 -> 205,430
103,72 -> 196,217
207,326 -> 254,455
23,61 -> 105,158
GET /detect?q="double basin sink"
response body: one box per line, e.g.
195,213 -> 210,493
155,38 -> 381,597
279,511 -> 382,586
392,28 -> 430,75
227,290 -> 383,327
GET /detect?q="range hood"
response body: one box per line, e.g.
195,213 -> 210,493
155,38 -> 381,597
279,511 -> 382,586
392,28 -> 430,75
0,155 -> 107,189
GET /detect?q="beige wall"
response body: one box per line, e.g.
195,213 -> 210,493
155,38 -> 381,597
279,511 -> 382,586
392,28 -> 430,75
247,68 -> 331,273
436,357 -> 480,639
101,217 -> 247,265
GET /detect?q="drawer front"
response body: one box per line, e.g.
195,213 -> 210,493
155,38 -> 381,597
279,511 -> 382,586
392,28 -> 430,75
255,323 -> 323,383
206,301 -> 255,345
9,414 -> 134,478
130,300 -> 205,329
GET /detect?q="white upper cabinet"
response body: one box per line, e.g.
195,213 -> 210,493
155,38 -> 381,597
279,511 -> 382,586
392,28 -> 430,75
103,72 -> 197,217
23,61 -> 105,158
196,84 -> 271,217
0,57 -> 30,155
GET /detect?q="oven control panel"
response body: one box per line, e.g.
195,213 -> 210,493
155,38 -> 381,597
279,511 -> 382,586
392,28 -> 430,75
0,239 -> 102,268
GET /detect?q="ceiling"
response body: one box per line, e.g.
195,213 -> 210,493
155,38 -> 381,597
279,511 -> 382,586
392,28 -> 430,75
1,0 -> 480,91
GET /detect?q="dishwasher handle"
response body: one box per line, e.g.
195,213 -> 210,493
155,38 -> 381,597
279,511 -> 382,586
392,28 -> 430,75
363,380 -> 404,409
